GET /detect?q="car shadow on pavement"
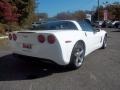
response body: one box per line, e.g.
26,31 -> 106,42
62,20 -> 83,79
0,54 -> 71,81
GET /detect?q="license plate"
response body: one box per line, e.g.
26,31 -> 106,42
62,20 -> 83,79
22,43 -> 32,49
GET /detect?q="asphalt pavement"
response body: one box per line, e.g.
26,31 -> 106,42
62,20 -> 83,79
0,28 -> 120,90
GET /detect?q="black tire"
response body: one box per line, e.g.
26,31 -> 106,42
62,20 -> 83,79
68,41 -> 85,69
101,35 -> 107,49
118,24 -> 120,29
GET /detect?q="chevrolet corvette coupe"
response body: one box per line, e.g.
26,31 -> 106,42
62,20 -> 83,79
9,20 -> 107,69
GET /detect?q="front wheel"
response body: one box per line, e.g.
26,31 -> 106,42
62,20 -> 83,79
118,24 -> 120,29
101,35 -> 107,49
68,41 -> 85,69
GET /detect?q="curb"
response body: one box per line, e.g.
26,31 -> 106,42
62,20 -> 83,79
0,36 -> 8,39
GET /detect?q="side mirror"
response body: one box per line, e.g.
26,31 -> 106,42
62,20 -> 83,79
94,28 -> 100,32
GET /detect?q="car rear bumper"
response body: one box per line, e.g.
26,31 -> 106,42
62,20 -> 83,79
11,44 -> 68,66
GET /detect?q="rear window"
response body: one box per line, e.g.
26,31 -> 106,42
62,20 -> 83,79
31,21 -> 78,30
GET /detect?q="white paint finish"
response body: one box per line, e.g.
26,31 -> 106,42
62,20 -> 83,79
9,20 -> 107,65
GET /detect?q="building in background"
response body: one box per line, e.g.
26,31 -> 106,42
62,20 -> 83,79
104,10 -> 108,21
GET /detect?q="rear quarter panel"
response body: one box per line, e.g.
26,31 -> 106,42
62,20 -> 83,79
53,30 -> 86,64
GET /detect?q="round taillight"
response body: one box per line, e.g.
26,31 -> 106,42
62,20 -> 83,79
13,34 -> 17,41
9,34 -> 12,40
47,35 -> 56,44
38,35 -> 45,43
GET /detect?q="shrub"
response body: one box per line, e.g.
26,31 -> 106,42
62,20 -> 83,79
0,23 -> 5,35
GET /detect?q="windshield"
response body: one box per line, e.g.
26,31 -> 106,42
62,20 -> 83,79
30,21 -> 78,30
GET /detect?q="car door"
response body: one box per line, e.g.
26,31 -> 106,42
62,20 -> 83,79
78,20 -> 101,53
93,28 -> 103,47
85,21 -> 102,47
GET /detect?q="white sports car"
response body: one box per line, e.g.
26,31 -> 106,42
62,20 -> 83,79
9,20 -> 107,69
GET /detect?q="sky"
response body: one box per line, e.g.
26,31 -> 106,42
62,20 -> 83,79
36,0 -> 120,17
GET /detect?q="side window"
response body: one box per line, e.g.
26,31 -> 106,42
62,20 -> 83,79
85,21 -> 94,32
79,21 -> 87,31
79,21 -> 94,32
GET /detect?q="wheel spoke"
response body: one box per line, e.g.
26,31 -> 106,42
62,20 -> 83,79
80,50 -> 83,55
75,57 -> 80,66
74,49 -> 83,57
75,56 -> 83,66
78,57 -> 82,61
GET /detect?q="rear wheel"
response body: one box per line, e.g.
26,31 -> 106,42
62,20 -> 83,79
68,41 -> 85,69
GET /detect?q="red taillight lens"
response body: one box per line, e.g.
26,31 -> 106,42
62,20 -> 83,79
9,34 -> 12,40
47,35 -> 56,44
38,35 -> 45,43
13,34 -> 17,41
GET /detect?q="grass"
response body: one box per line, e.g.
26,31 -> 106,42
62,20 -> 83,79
0,39 -> 10,50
